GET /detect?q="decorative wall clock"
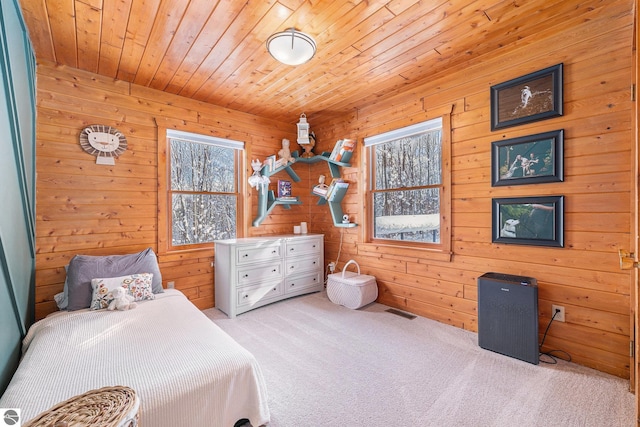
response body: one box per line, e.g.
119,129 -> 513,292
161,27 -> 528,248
79,125 -> 127,165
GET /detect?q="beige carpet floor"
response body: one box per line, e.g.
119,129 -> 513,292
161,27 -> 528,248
203,291 -> 635,427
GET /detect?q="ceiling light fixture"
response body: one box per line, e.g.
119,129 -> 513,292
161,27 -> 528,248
266,28 -> 316,66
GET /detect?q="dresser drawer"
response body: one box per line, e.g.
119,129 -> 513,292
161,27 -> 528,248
285,238 -> 321,257
237,282 -> 284,307
285,255 -> 321,277
236,243 -> 281,264
284,272 -> 322,294
237,263 -> 282,286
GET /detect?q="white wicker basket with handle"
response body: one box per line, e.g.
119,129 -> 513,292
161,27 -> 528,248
327,260 -> 378,309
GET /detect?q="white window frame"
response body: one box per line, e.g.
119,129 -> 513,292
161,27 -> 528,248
162,129 -> 244,252
364,111 -> 451,256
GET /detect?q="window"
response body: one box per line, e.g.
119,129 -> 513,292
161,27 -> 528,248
365,116 -> 450,250
166,129 -> 243,250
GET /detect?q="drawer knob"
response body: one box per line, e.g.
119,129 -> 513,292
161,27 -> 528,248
243,254 -> 249,257
290,265 -> 295,269
313,261 -> 316,265
272,269 -> 277,273
243,294 -> 248,299
243,274 -> 249,278
290,283 -> 295,287
272,287 -> 277,291
272,250 -> 277,254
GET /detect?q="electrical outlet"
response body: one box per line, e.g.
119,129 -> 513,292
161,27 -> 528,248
551,304 -> 565,322
167,281 -> 175,289
328,262 -> 336,273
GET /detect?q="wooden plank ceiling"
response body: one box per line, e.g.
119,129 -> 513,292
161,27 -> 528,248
19,0 -> 567,122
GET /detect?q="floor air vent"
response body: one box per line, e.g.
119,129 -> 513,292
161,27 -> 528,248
386,308 -> 417,319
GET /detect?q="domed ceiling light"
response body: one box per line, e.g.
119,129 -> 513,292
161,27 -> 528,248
266,28 -> 316,66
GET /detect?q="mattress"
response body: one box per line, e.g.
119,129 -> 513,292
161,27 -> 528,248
0,289 -> 270,427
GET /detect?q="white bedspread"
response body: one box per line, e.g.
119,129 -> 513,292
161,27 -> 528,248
0,289 -> 270,427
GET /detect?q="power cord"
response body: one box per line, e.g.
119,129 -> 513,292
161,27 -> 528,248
334,226 -> 344,267
325,227 -> 345,287
538,308 -> 572,364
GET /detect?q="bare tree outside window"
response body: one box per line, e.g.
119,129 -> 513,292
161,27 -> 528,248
170,138 -> 237,246
370,127 -> 442,243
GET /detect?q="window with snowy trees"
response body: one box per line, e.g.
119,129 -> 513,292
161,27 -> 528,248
167,130 -> 243,249
365,117 -> 446,245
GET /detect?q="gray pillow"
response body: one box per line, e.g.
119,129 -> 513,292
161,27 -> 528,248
66,248 -> 163,311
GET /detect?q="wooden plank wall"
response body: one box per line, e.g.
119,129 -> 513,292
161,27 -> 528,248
34,60 -> 303,319
310,0 -> 635,378
34,0 -> 635,379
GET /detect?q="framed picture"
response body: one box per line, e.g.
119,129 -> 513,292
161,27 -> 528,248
490,63 -> 563,131
491,130 -> 564,186
492,196 -> 564,247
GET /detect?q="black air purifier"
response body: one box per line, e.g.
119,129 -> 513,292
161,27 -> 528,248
478,272 -> 539,365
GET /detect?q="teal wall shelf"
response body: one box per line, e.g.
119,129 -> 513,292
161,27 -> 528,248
253,188 -> 302,227
252,149 -> 356,227
293,151 -> 352,178
260,160 -> 300,181
315,186 -> 357,228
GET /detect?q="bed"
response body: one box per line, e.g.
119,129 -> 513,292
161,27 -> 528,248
0,250 -> 270,427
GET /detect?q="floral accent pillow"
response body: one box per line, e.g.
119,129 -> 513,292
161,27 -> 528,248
90,273 -> 155,310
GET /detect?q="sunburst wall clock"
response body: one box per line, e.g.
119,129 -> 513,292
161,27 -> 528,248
79,125 -> 128,165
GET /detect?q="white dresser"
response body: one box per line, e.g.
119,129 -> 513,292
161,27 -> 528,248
214,234 -> 324,318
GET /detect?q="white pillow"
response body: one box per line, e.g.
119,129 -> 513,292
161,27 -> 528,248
90,273 -> 155,310
54,291 -> 67,310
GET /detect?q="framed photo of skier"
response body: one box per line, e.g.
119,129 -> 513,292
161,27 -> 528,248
492,195 -> 564,248
491,130 -> 564,187
490,63 -> 563,131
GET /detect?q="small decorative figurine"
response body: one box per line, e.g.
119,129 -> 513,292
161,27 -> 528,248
312,174 -> 329,197
248,159 -> 270,194
301,131 -> 316,158
278,138 -> 295,164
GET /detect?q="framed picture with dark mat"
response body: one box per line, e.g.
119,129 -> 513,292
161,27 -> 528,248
490,64 -> 563,131
492,195 -> 564,247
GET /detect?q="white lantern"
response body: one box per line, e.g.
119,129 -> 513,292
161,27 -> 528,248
297,113 -> 310,145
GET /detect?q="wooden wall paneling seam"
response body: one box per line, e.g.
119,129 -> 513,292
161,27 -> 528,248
147,0 -> 218,90
74,0 -> 100,71
116,0 -> 161,81
45,0 -> 77,66
132,0 -> 193,87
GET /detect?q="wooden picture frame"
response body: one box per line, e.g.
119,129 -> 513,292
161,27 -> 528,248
491,130 -> 564,186
492,196 -> 564,247
490,64 -> 563,131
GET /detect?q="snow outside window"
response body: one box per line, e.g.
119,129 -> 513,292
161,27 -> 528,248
365,118 -> 442,243
168,130 -> 243,247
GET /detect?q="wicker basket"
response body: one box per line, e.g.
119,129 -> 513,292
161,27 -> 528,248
24,386 -> 139,427
327,260 -> 378,309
